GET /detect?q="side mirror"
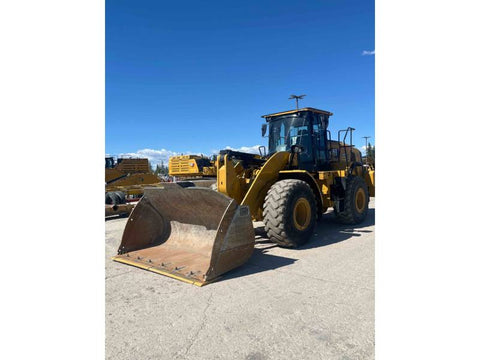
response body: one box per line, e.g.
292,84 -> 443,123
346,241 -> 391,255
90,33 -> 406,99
258,145 -> 266,157
291,144 -> 304,153
261,124 -> 267,137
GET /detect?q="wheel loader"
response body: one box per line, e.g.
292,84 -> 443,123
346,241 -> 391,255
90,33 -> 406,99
113,107 -> 375,286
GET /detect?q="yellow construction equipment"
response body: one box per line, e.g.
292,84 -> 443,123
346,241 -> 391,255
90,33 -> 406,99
113,107 -> 375,286
168,155 -> 217,178
169,152 -> 265,180
105,157 -> 162,204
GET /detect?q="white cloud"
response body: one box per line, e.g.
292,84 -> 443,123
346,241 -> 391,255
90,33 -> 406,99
109,145 -> 264,168
223,145 -> 262,154
115,148 -> 198,167
362,50 -> 375,56
211,145 -> 263,155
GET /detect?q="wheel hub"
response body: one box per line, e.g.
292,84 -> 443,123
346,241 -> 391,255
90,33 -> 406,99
355,188 -> 366,213
293,198 -> 311,231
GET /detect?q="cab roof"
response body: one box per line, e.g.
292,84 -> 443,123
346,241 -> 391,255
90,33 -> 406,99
261,107 -> 333,119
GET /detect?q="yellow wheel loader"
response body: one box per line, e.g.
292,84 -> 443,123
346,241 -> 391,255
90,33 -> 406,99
113,107 -> 375,286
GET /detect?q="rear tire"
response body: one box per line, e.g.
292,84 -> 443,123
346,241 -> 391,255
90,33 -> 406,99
263,179 -> 317,248
105,191 -> 123,205
334,176 -> 369,224
114,191 -> 126,204
105,192 -> 117,205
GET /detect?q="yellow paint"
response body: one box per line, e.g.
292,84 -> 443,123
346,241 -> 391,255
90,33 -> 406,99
316,170 -> 344,209
112,256 -> 207,287
293,198 -> 311,230
202,166 -> 217,176
105,173 -> 161,189
168,155 -> 216,178
355,187 -> 366,213
241,151 -> 290,220
366,169 -> 375,197
217,154 -> 245,204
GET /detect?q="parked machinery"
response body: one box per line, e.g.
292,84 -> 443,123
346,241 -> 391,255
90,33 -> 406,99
105,157 -> 162,204
113,107 -> 375,286
168,155 -> 217,178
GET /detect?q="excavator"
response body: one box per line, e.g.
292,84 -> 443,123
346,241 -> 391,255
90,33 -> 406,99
168,154 -> 217,178
113,107 -> 375,286
168,153 -> 265,180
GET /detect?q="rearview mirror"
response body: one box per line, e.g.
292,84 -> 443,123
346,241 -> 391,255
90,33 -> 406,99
261,124 -> 267,137
291,145 -> 304,153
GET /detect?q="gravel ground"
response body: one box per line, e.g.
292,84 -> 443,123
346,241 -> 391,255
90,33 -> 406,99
105,199 -> 375,360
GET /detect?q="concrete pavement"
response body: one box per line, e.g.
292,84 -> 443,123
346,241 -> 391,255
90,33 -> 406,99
105,199 -> 375,360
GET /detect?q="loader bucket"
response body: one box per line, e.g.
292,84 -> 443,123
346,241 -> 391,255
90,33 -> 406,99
112,184 -> 255,286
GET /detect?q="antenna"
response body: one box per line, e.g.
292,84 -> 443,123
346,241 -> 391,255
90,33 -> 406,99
288,94 -> 306,109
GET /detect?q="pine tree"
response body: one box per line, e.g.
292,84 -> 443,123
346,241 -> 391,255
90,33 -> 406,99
366,142 -> 375,167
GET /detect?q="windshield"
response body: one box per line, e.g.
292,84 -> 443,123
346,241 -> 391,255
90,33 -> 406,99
268,116 -> 309,154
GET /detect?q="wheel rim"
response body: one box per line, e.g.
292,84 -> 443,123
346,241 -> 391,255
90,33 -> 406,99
355,188 -> 366,213
293,198 -> 311,231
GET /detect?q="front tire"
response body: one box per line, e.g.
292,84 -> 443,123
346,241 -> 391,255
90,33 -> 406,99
263,179 -> 317,248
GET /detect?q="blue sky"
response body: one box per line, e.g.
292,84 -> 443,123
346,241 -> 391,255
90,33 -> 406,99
106,0 -> 374,165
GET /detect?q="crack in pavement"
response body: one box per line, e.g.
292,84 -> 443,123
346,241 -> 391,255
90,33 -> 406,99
174,292 -> 213,359
105,270 -> 136,280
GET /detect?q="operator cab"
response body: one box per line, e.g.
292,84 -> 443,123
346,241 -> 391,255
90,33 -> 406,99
105,156 -> 116,169
262,108 -> 332,172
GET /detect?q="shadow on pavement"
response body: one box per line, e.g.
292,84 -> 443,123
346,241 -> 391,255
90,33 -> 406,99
220,208 -> 374,283
255,208 -> 374,249
221,248 -> 297,282
302,207 -> 375,249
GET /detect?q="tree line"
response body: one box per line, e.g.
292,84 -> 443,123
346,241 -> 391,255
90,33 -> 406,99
151,160 -> 169,176
366,143 -> 375,167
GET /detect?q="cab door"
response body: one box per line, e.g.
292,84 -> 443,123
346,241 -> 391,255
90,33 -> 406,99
289,116 -> 315,171
312,114 -> 330,171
